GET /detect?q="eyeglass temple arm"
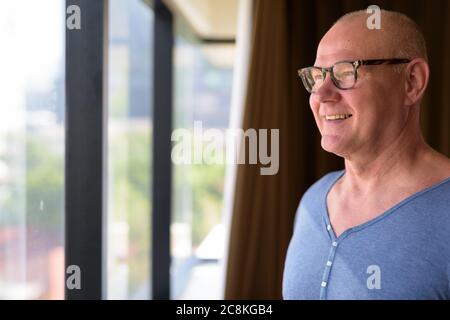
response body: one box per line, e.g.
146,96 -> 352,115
359,59 -> 411,66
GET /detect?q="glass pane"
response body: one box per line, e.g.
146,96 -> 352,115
107,0 -> 153,299
0,0 -> 65,299
171,18 -> 235,299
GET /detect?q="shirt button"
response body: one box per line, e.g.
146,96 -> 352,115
327,224 -> 331,231
332,241 -> 338,247
326,261 -> 332,267
321,281 -> 327,288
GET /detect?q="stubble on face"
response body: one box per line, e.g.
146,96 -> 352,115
311,14 -> 410,159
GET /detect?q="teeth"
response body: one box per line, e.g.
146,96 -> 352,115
325,114 -> 352,121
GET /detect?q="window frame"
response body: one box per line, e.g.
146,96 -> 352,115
65,0 -> 108,299
64,0 -> 174,300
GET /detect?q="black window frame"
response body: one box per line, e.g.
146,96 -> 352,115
65,0 -> 173,300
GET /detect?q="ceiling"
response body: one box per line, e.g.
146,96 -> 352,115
163,0 -> 239,40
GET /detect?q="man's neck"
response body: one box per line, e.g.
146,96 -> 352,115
342,128 -> 432,194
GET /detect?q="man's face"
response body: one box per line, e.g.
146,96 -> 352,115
310,19 -> 408,158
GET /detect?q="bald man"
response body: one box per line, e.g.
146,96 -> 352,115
283,9 -> 450,300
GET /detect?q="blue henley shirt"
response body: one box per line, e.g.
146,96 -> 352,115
283,170 -> 450,300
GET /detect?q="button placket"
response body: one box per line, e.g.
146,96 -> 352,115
320,225 -> 339,300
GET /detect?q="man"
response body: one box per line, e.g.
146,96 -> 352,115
283,9 -> 450,299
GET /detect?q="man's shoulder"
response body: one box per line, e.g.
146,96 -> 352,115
292,170 -> 344,226
300,170 -> 344,205
423,174 -> 450,203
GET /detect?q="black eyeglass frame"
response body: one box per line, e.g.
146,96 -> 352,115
298,58 -> 411,93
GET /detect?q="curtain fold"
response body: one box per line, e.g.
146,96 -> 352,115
225,0 -> 450,299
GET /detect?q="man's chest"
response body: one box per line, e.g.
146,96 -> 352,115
283,215 -> 449,300
326,186 -> 417,237
322,246 -> 447,300
326,192 -> 385,238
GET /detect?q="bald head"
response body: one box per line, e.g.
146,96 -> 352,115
331,9 -> 428,62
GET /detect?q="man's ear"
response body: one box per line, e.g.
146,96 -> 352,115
404,58 -> 430,106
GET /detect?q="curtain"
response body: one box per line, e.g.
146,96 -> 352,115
225,0 -> 450,299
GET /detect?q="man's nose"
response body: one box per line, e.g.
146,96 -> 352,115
313,73 -> 340,102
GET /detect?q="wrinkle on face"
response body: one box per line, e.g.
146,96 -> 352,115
309,12 -> 416,158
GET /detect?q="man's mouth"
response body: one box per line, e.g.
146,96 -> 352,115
322,114 -> 353,121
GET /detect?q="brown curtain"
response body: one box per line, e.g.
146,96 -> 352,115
225,0 -> 450,299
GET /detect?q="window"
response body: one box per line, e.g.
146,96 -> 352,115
1,0 -> 239,300
107,0 -> 153,299
171,18 -> 235,299
0,0 -> 65,299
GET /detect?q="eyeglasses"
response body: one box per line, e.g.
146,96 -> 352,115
298,59 -> 411,93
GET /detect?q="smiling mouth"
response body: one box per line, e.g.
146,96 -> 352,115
322,114 -> 353,121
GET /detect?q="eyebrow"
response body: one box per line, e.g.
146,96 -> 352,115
313,59 -> 357,68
